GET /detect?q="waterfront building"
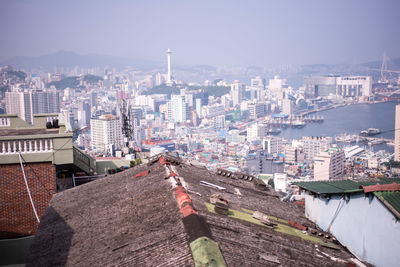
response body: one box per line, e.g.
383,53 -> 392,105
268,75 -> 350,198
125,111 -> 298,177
336,76 -> 372,97
395,104 -> 400,161
303,75 -> 338,98
247,123 -> 267,142
90,114 -> 123,154
302,136 -> 332,162
313,147 -> 346,180
230,80 -> 244,107
268,76 -> 288,99
281,98 -> 293,115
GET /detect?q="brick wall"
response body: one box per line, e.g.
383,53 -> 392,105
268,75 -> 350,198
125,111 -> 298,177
0,162 -> 56,237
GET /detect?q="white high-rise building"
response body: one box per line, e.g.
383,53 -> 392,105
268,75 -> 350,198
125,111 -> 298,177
168,95 -> 187,122
282,98 -> 293,115
5,91 -> 33,124
268,76 -> 288,95
395,105 -> 400,161
90,114 -> 123,153
166,48 -> 173,86
230,80 -> 244,107
336,76 -> 372,97
250,76 -> 266,100
314,147 -> 346,180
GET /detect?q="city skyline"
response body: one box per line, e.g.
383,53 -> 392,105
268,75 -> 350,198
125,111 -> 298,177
0,0 -> 399,67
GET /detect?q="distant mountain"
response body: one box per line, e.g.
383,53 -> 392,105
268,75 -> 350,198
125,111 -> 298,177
360,57 -> 400,70
0,51 -> 160,71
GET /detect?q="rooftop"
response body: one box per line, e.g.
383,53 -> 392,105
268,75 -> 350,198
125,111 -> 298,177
27,159 -> 369,266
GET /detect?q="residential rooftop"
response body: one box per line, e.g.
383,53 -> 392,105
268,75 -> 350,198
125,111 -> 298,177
27,159 -> 370,266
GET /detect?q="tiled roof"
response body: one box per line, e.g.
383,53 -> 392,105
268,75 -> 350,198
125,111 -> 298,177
27,161 -> 370,266
294,178 -> 400,195
361,183 -> 400,193
374,191 -> 400,219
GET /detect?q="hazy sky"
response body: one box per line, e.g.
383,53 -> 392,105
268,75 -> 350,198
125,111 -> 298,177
0,0 -> 399,67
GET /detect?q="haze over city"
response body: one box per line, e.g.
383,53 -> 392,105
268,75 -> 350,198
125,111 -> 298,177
1,0 -> 400,67
1,1 -> 400,267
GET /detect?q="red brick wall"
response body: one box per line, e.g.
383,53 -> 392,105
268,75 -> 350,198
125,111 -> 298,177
0,162 -> 56,237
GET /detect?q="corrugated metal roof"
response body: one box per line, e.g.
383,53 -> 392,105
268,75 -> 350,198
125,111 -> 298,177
294,178 -> 400,195
374,191 -> 400,219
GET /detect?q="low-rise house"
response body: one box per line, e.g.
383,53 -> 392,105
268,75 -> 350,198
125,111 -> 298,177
295,179 -> 400,267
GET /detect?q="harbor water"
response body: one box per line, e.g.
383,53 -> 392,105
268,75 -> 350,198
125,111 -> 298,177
277,102 -> 397,152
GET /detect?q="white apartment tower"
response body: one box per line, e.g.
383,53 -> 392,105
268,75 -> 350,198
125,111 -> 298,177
230,80 -> 244,107
314,147 -> 346,181
395,105 -> 400,161
5,91 -> 33,124
166,48 -> 173,86
90,114 -> 123,153
168,95 -> 187,123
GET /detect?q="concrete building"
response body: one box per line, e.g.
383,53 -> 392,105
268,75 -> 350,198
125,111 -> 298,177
268,76 -> 288,97
336,76 -> 372,97
262,136 -> 283,155
302,136 -> 332,162
90,114 -> 123,154
247,151 -> 284,175
281,98 -> 293,115
296,179 -> 400,267
247,123 -> 267,142
168,95 -> 187,123
247,102 -> 265,119
395,105 -> 400,161
0,113 -> 95,237
6,90 -> 60,124
230,80 -> 244,107
313,147 -> 346,180
284,146 -> 305,164
250,76 -> 266,100
303,75 -> 338,98
5,91 -> 33,124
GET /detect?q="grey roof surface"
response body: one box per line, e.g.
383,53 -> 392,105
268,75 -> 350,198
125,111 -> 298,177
27,164 -> 193,267
27,161 -> 368,267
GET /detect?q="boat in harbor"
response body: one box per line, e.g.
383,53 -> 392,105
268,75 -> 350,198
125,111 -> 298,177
267,128 -> 281,135
360,128 -> 381,137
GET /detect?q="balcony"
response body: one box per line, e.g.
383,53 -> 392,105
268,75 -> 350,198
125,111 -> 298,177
0,138 -> 54,155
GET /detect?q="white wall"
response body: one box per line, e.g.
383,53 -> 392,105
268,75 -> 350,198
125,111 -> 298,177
305,193 -> 400,267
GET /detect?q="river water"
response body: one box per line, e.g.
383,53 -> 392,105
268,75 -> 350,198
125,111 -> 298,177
277,102 -> 397,152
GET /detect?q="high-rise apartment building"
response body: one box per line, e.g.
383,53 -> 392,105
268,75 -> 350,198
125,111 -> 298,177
282,98 -> 293,115
5,90 -> 60,124
250,76 -> 266,101
395,105 -> 400,161
168,95 -> 187,122
230,80 -> 244,107
5,91 -> 32,124
90,115 -> 122,153
314,147 -> 346,180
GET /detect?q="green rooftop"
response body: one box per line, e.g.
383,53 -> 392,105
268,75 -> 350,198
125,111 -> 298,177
294,178 -> 400,195
374,191 -> 400,219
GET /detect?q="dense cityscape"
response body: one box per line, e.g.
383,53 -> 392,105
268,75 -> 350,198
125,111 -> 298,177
1,1 -> 400,267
